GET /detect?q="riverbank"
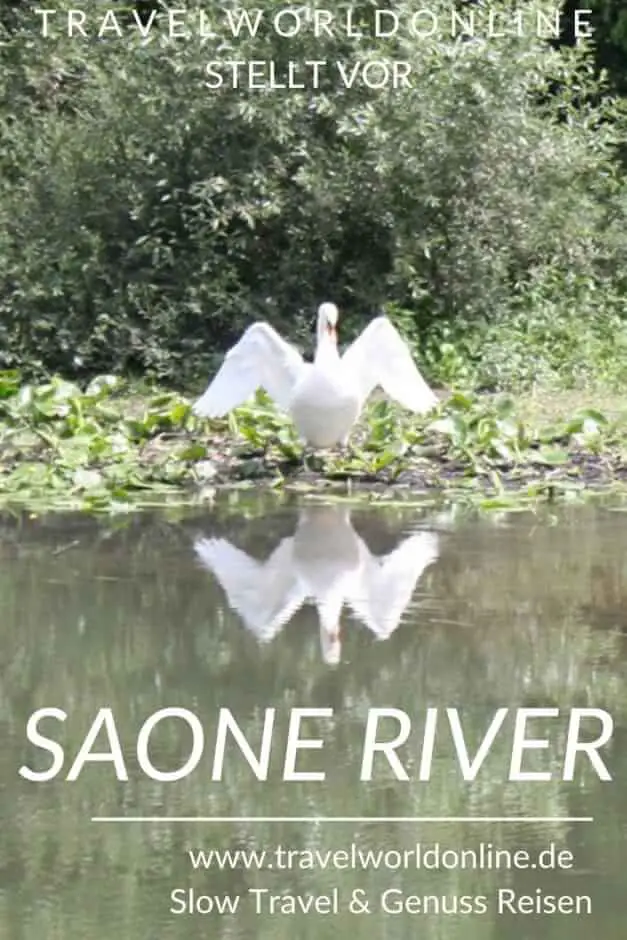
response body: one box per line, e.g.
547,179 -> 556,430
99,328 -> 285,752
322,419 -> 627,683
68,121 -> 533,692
1,372 -> 627,513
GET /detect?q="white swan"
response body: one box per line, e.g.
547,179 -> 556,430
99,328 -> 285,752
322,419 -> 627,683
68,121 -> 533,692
192,303 -> 438,448
194,504 -> 440,665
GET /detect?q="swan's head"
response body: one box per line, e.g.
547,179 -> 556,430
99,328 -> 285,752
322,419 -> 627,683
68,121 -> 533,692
317,302 -> 339,341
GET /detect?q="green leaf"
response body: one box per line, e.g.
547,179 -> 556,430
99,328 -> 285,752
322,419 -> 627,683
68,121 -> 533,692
533,448 -> 569,466
179,443 -> 207,460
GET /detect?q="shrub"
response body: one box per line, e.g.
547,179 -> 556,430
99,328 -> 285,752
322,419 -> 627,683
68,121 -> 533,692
0,0 -> 625,387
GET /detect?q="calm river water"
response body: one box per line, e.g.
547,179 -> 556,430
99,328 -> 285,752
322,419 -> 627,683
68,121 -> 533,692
1,494 -> 626,939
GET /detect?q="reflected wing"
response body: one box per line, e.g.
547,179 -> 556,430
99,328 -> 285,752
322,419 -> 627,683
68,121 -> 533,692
341,317 -> 438,413
192,322 -> 307,417
194,536 -> 306,641
346,531 -> 440,639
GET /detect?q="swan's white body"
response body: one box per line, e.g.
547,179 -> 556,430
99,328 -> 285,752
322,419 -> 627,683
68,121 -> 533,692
192,303 -> 437,447
194,505 -> 440,665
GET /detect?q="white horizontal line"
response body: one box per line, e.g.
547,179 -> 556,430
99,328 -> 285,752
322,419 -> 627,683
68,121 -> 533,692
91,816 -> 594,824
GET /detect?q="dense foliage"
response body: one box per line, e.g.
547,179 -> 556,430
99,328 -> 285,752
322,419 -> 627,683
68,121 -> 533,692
0,363 -> 624,513
581,0 -> 627,95
0,0 -> 626,389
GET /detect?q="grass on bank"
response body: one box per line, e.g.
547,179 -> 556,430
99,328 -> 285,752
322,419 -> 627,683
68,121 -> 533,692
2,369 -> 627,514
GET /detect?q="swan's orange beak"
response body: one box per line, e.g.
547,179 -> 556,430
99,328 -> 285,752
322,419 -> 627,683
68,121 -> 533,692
326,323 -> 336,338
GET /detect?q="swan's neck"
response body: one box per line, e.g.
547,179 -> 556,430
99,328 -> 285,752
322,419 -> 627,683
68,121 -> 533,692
316,590 -> 343,623
314,327 -> 339,364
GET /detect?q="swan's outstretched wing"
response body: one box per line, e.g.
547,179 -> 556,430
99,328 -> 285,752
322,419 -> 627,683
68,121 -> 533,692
341,317 -> 438,413
194,536 -> 306,641
193,322 -> 307,417
346,531 -> 440,639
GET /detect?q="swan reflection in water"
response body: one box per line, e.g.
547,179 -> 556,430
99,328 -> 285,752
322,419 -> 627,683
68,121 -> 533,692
194,505 -> 440,664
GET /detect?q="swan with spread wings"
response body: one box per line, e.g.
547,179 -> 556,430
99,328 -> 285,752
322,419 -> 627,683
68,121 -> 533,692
194,505 -> 440,665
192,303 -> 437,448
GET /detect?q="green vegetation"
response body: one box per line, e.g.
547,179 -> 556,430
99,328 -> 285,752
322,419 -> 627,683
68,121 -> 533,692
3,368 -> 627,513
2,2 -> 627,508
583,0 -> 627,96
0,0 -> 626,388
